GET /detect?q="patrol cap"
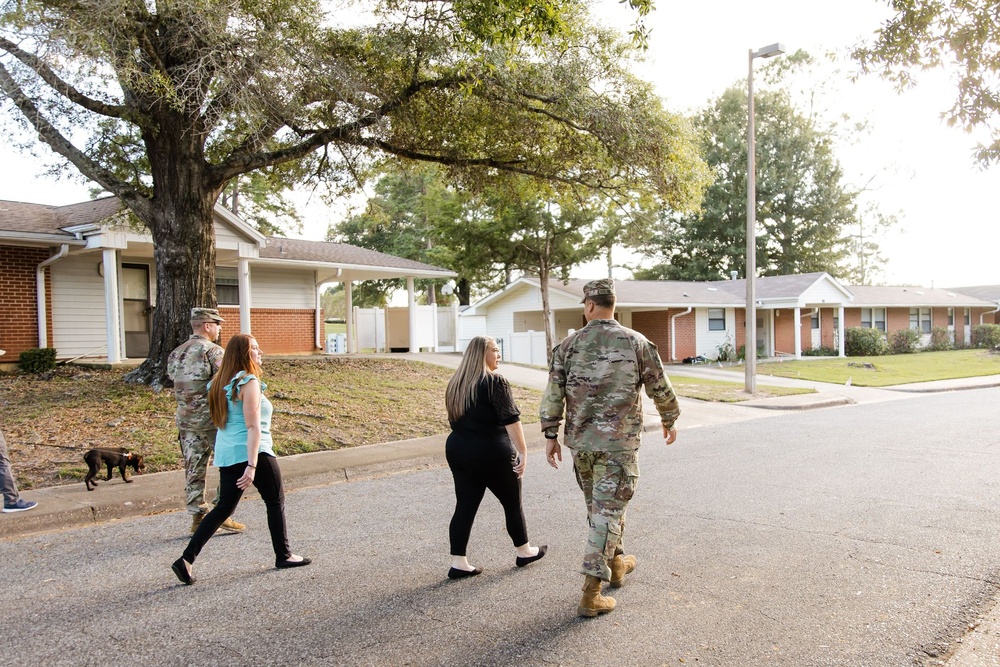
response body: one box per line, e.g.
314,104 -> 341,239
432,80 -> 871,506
190,307 -> 225,323
581,278 -> 616,303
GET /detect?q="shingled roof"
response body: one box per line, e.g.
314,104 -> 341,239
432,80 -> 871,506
260,237 -> 452,273
0,197 -> 123,235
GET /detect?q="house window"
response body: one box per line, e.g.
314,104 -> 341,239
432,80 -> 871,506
909,307 -> 931,333
217,267 -> 240,306
948,307 -> 954,326
708,308 -> 726,331
811,312 -> 819,329
861,308 -> 886,331
965,308 -> 971,326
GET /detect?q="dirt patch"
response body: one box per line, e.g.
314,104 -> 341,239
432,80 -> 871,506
0,358 -> 542,491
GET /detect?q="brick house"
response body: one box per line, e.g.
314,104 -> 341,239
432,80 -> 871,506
462,274 -> 999,364
0,197 -> 454,365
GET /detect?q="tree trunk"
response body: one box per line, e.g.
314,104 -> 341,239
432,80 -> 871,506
457,278 -> 471,306
124,128 -> 220,388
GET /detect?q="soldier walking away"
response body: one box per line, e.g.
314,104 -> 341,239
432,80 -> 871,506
539,280 -> 680,617
167,309 -> 245,535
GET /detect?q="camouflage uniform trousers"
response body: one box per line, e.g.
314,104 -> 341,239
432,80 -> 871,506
573,449 -> 640,582
179,429 -> 221,515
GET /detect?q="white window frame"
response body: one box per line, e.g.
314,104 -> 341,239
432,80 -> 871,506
708,308 -> 726,331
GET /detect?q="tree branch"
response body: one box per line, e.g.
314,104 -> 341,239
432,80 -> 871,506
0,62 -> 150,219
0,36 -> 126,119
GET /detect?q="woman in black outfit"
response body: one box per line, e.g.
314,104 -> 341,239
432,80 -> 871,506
444,336 -> 546,579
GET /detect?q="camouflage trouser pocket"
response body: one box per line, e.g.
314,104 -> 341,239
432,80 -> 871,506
612,457 -> 639,502
603,520 -> 622,561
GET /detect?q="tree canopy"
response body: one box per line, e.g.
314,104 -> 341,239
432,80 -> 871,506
635,79 -> 859,282
0,0 -> 706,385
854,0 -> 1000,164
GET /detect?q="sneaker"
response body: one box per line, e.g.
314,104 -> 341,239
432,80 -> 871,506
219,517 -> 246,533
2,498 -> 38,513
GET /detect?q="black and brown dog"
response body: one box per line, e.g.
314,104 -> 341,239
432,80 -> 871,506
84,448 -> 145,491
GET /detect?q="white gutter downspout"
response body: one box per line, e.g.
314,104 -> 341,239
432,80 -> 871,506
670,307 -> 692,362
36,245 -> 70,348
980,304 -> 1000,324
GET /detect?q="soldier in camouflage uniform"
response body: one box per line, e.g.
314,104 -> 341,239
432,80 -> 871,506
540,279 -> 680,617
167,308 -> 245,535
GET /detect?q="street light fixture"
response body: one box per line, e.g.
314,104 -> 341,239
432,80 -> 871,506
746,42 -> 784,395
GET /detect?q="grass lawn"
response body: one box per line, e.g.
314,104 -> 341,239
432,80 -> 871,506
670,376 -> 814,402
755,349 -> 1000,386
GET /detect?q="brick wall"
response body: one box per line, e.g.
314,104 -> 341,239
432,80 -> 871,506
886,308 -> 910,333
631,309 -> 696,362
217,307 -> 319,354
0,246 -> 53,362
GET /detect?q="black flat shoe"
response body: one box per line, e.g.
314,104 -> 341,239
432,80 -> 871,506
275,557 -> 312,569
515,545 -> 548,567
447,566 -> 483,580
171,558 -> 195,585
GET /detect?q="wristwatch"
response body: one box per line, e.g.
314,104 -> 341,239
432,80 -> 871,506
544,433 -> 558,440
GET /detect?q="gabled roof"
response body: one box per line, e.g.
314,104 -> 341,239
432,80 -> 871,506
947,285 -> 1000,303
0,197 -> 123,236
257,237 -> 454,278
466,272 -> 853,314
847,285 -> 995,307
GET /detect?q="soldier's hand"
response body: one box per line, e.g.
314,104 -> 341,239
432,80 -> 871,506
545,439 -> 562,469
663,426 -> 677,445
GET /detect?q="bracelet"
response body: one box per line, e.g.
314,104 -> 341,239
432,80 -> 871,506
246,464 -> 256,469
544,434 -> 558,440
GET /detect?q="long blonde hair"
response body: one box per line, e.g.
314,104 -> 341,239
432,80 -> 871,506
445,336 -> 496,422
208,334 -> 262,429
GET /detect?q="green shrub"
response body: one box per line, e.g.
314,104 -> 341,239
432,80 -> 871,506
716,339 -> 736,362
845,327 -> 888,356
889,328 -> 922,354
927,326 -> 953,351
737,342 -> 764,361
802,346 -> 838,357
971,324 -> 1000,349
18,347 -> 57,374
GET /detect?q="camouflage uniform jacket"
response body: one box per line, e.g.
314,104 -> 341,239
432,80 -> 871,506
539,319 -> 680,452
167,335 -> 224,431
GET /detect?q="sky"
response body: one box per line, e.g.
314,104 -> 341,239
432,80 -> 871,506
1,0 -> 996,289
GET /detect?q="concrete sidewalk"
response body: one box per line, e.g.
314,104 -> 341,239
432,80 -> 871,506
2,354 -> 998,665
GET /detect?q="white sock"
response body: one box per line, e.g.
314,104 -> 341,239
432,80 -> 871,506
515,543 -> 538,558
451,555 -> 475,571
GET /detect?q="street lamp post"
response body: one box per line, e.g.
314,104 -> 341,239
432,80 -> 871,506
745,42 -> 784,395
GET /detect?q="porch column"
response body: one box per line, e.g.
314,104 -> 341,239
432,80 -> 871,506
838,305 -> 846,357
793,306 -> 802,359
344,280 -> 354,353
102,248 -> 122,363
407,277 -> 418,353
238,258 -> 252,334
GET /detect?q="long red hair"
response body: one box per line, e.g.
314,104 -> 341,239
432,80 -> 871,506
208,334 -> 262,429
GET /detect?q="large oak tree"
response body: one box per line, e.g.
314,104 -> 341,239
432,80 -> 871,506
0,0 -> 701,385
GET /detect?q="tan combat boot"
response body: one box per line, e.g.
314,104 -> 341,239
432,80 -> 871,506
610,554 -> 637,589
578,575 -> 616,617
219,517 -> 246,533
190,513 -> 204,534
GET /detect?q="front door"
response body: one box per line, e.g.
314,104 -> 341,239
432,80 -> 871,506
121,264 -> 151,358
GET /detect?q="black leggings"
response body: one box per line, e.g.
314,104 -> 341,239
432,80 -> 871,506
447,439 -> 528,556
182,454 -> 291,564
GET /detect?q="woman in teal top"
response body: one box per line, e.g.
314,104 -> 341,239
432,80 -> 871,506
172,334 -> 310,585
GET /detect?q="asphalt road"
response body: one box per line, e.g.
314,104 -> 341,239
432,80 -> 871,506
3,388 -> 1000,666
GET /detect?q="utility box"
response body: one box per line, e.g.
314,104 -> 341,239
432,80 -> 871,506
326,333 -> 346,354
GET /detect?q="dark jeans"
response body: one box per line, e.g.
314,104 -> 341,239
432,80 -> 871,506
447,436 -> 528,556
182,454 -> 291,564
